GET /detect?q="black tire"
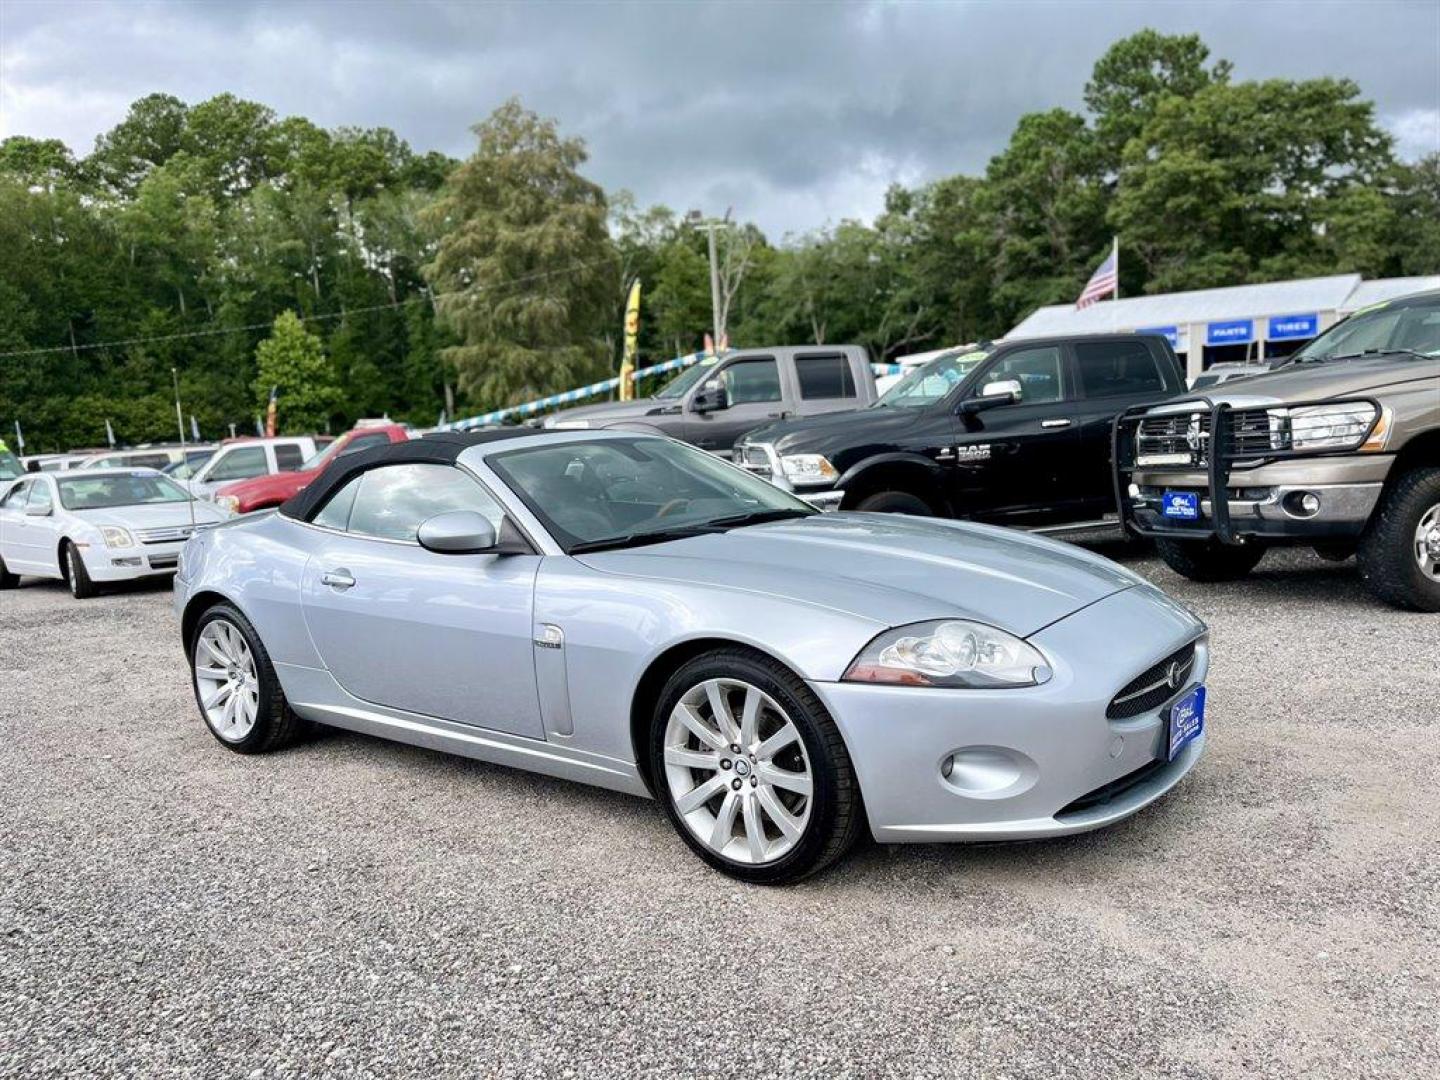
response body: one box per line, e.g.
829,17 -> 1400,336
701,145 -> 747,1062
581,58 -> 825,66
190,602 -> 311,753
0,553 -> 17,589
62,540 -> 98,599
853,489 -> 934,515
1357,466 -> 1440,612
1155,536 -> 1267,582
649,648 -> 863,885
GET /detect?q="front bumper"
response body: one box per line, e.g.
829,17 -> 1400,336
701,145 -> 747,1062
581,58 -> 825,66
78,539 -> 185,581
813,585 -> 1208,842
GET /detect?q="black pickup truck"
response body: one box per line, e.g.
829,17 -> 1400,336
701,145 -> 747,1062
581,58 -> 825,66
734,333 -> 1185,530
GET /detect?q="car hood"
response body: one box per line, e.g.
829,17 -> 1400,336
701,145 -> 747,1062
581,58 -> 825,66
741,405 -> 918,453
544,398 -> 677,427
575,512 -> 1142,637
1164,354 -> 1440,409
73,501 -> 229,530
215,468 -> 316,501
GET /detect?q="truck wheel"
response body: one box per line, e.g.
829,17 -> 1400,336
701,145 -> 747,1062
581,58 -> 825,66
1155,537 -> 1267,582
853,490 -> 933,515
1357,467 -> 1440,612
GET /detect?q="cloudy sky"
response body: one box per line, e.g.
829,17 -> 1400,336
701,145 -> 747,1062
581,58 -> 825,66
2,0 -> 1437,237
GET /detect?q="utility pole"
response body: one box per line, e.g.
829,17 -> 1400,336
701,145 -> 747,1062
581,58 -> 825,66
688,209 -> 725,346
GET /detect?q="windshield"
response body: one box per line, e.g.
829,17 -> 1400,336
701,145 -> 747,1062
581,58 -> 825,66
653,354 -> 725,399
489,436 -> 814,552
301,433 -> 350,470
876,348 -> 992,408
0,450 -> 21,480
1291,298 -> 1440,363
58,472 -> 193,510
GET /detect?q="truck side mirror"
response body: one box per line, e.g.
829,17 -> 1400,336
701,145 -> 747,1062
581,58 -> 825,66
961,379 -> 1022,414
692,380 -> 730,414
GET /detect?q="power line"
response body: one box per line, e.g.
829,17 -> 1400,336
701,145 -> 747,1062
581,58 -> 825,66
0,255 -> 624,360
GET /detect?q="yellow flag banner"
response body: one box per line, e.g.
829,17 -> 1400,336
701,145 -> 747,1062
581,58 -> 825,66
619,279 -> 642,401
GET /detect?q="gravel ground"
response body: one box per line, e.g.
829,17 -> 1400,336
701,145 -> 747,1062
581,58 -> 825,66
2,540 -> 1437,1079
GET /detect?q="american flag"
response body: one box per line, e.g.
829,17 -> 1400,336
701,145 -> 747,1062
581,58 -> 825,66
1076,241 -> 1118,309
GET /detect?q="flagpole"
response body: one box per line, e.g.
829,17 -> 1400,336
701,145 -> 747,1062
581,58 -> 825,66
172,367 -> 197,528
1112,236 -> 1120,331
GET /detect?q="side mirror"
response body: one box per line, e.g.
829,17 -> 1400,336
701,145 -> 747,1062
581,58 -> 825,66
24,502 -> 51,517
417,511 -> 530,555
692,380 -> 730,414
961,379 -> 1022,415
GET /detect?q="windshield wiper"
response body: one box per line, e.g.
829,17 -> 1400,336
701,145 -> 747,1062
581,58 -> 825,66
567,523 -> 727,554
705,507 -> 816,530
1298,348 -> 1433,365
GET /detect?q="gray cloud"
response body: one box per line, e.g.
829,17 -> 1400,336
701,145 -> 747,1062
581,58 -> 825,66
2,0 -> 1437,237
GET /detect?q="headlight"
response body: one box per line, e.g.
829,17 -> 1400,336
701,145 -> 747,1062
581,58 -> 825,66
214,495 -> 240,514
843,619 -> 1052,689
1288,402 -> 1378,451
779,453 -> 838,484
100,525 -> 135,549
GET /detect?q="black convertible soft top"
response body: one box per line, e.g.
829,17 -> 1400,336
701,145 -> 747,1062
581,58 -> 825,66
278,428 -> 550,521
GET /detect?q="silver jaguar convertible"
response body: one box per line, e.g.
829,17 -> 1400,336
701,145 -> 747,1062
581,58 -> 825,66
173,430 -> 1208,883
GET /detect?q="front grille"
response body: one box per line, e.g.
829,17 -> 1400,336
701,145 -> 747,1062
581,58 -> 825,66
136,525 -> 195,544
1106,641 -> 1198,720
1057,758 -> 1170,818
1135,408 -> 1283,468
737,444 -> 775,477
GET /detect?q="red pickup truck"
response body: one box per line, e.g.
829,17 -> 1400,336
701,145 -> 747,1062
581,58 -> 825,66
212,423 -> 412,514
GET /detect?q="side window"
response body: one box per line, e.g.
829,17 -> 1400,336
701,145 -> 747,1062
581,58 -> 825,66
720,358 -> 782,404
1,480 -> 29,507
273,444 -> 305,471
795,354 -> 857,400
338,433 -> 389,458
1074,340 -> 1166,399
345,464 -> 504,543
207,446 -> 268,482
312,475 -> 361,531
27,482 -> 53,512
986,346 -> 1064,405
132,454 -> 170,470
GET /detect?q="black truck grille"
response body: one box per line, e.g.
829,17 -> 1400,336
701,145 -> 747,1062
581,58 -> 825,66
1106,641 -> 1198,720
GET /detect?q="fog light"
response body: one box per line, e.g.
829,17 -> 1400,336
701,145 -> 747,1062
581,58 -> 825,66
1283,490 -> 1321,518
111,557 -> 142,567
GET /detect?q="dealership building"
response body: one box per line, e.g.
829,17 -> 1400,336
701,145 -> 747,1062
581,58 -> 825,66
1007,273 -> 1440,381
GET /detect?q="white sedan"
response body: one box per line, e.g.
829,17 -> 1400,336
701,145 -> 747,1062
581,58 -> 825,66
0,469 -> 228,598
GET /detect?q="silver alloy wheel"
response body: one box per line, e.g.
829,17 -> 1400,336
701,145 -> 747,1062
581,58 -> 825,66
1417,503 -> 1440,582
63,548 -> 77,595
194,619 -> 260,742
663,678 -> 813,865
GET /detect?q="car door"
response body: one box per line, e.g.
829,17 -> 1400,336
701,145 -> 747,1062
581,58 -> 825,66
943,343 -> 1082,526
0,480 -> 34,570
1066,338 -> 1174,512
19,478 -> 63,574
792,352 -> 864,418
299,461 -> 545,739
685,355 -> 788,453
196,444 -> 269,494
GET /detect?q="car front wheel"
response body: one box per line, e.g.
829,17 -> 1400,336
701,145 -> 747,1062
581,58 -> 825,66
650,649 -> 863,885
1357,466 -> 1440,612
190,602 -> 310,753
62,541 -> 97,599
1155,536 -> 1267,582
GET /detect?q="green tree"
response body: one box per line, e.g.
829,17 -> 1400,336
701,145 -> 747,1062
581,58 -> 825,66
424,99 -> 614,408
252,311 -> 340,432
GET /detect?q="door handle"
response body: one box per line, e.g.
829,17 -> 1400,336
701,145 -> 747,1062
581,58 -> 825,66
321,569 -> 356,590
1040,418 -> 1072,429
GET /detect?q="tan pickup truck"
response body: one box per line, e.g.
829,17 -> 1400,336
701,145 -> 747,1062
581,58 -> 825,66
1115,289 -> 1440,611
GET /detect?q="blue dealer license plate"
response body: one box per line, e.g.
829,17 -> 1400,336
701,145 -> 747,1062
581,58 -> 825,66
1162,490 -> 1200,519
1168,685 -> 1205,761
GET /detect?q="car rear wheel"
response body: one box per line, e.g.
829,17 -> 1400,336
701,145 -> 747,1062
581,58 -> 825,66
1155,537 -> 1267,582
649,649 -> 863,885
1357,467 -> 1440,612
62,541 -> 97,599
853,490 -> 933,515
191,602 -> 310,753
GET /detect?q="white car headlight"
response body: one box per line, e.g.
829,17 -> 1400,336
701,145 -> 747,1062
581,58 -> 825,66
1287,402 -> 1378,451
100,525 -> 135,549
779,453 -> 838,484
214,495 -> 240,514
843,619 -> 1052,689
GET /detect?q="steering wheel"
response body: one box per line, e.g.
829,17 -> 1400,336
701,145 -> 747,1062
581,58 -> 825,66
656,498 -> 691,518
